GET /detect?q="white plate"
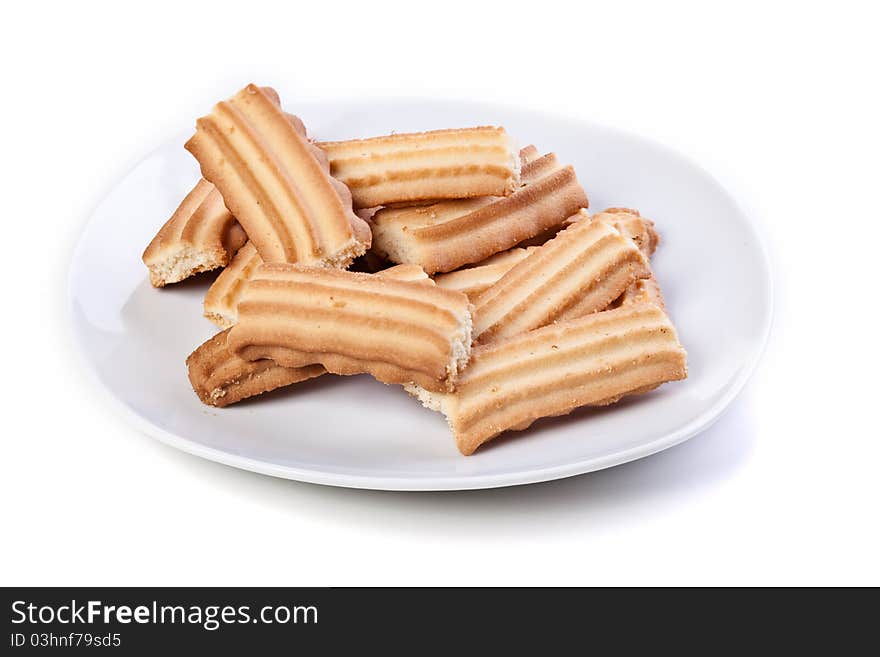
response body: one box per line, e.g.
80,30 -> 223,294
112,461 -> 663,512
68,98 -> 772,491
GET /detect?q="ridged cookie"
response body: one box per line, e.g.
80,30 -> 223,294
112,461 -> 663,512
189,263 -> 432,406
407,303 -> 688,455
185,84 -> 370,266
436,206 -> 663,303
370,152 -> 589,274
142,179 -> 247,287
318,127 -> 520,208
473,217 -> 649,343
227,265 -> 472,392
187,329 -> 325,407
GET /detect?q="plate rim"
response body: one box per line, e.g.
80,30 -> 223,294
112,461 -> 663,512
66,100 -> 774,491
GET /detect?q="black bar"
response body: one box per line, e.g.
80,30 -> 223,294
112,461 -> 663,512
2,587 -> 875,652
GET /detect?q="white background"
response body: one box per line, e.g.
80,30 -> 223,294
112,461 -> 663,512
2,1 -> 878,586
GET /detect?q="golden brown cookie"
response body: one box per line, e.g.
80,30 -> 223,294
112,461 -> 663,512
369,152 -> 588,274
318,126 -> 521,208
189,263 -> 434,406
472,216 -> 650,343
408,303 -> 687,455
185,84 -> 370,266
226,264 -> 472,393
142,179 -> 247,287
187,329 -> 325,408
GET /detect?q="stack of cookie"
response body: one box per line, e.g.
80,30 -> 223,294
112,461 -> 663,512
142,83 -> 687,455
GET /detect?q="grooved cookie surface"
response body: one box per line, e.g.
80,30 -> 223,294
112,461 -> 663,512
186,84 -> 370,266
226,264 -> 471,392
370,152 -> 588,273
409,303 -> 688,454
473,218 -> 650,343
142,178 -> 246,287
319,126 -> 521,208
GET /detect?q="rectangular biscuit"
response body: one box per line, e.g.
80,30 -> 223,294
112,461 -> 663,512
189,264 -> 433,406
318,126 -> 521,208
185,84 -> 370,266
369,152 -> 589,274
408,303 -> 688,455
226,265 -> 473,392
473,215 -> 650,343
434,207 -> 662,302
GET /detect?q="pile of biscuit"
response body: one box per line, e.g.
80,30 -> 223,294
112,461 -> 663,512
142,84 -> 687,455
